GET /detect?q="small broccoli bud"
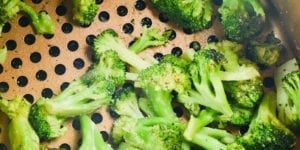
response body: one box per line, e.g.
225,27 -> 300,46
150,0 -> 214,32
0,46 -> 7,64
246,32 -> 283,66
0,97 -> 40,150
79,115 -> 112,150
219,0 -> 265,42
72,0 -> 98,26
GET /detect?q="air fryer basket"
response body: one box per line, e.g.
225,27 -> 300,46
0,0 -> 298,149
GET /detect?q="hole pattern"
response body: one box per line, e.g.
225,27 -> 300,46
0,0 -> 282,149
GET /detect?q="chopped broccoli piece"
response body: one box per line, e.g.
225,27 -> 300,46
72,0 -> 98,26
0,46 -> 7,64
93,29 -> 151,71
150,0 -> 213,32
0,0 -> 55,34
160,54 -> 189,69
29,50 -> 125,140
219,0 -> 265,42
0,96 -> 40,150
246,32 -> 283,66
79,115 -> 112,150
275,58 -> 300,130
137,62 -> 191,118
229,106 -> 254,126
129,27 -> 172,53
178,49 -> 233,117
238,92 -> 296,150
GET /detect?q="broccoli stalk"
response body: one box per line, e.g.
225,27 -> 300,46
219,0 -> 265,42
0,0 -> 55,34
72,0 -> 98,26
79,115 -> 112,150
129,27 -> 172,53
275,58 -> 300,130
29,50 -> 125,140
238,92 -> 296,150
150,0 -> 213,32
0,46 -> 7,64
178,49 -> 233,117
0,97 -> 40,150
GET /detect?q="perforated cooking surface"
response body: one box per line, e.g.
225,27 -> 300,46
0,0 -> 297,149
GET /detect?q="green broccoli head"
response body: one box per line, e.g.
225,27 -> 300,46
137,62 -> 191,118
246,32 -> 283,66
93,29 -> 151,71
238,92 -> 296,150
79,115 -> 112,150
29,75 -> 115,140
129,27 -> 172,53
0,96 -> 40,150
224,78 -> 263,108
160,54 -> 189,69
219,0 -> 265,42
179,49 -> 233,117
72,0 -> 98,26
111,83 -> 144,119
112,116 -> 138,144
229,106 -> 254,126
150,0 -> 213,32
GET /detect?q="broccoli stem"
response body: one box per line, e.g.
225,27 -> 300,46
191,133 -> 226,150
184,109 -> 217,141
129,38 -> 150,53
198,127 -> 235,144
0,46 -> 7,64
144,88 -> 176,118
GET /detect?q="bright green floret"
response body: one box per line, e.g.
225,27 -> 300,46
0,0 -> 55,35
229,106 -> 254,126
0,46 -> 7,64
137,62 -> 191,118
219,0 -> 265,42
129,27 -> 172,53
178,49 -> 233,117
237,92 -> 296,150
246,32 -> 283,66
29,50 -> 125,140
150,0 -> 213,32
72,0 -> 98,26
0,96 -> 40,150
79,115 -> 112,150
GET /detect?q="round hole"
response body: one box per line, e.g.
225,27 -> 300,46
18,15 -> 30,27
59,143 -> 71,150
183,28 -> 193,35
43,34 -> 54,39
0,82 -> 9,93
67,40 -> 79,51
171,47 -> 183,57
30,52 -> 42,63
189,41 -> 201,51
91,113 -> 103,124
159,13 -> 169,23
72,117 -> 81,131
23,94 -> 34,103
41,88 -> 53,98
32,0 -> 42,4
36,70 -> 47,81
207,35 -> 219,43
11,58 -> 22,69
56,5 -> 67,16
86,35 -> 96,46
17,76 -> 28,87
96,0 -> 103,4
60,82 -> 70,91
61,23 -> 73,33
122,23 -> 134,34
0,64 -> 3,74
141,17 -> 152,27
168,30 -> 176,40
24,34 -> 36,45
153,53 -> 164,61
2,23 -> 11,33
117,5 -> 128,16
49,46 -> 60,57
73,58 -> 85,69
135,0 -> 146,10
55,64 -> 66,75
98,11 -> 110,22
100,131 -> 109,142
6,40 -> 17,51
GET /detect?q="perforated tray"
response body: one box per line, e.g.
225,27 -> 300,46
0,0 -> 298,149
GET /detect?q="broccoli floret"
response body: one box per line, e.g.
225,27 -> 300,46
72,0 -> 98,26
160,54 -> 189,69
0,46 -> 7,64
219,0 -> 265,42
29,50 -> 125,140
238,92 -> 296,150
129,27 -> 172,53
246,32 -> 283,66
150,0 -> 213,32
223,78 -> 263,108
275,58 -> 300,130
79,115 -> 112,150
0,96 -> 40,150
178,49 -> 233,117
93,29 -> 152,71
137,62 -> 191,118
0,0 -> 55,34
229,106 -> 253,126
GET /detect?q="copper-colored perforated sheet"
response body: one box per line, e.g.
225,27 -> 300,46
0,0 -> 299,149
